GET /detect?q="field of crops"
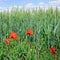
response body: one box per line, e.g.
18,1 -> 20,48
0,7 -> 60,60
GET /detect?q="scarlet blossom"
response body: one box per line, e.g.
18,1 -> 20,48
5,38 -> 11,45
26,30 -> 34,36
50,48 -> 57,54
10,32 -> 18,40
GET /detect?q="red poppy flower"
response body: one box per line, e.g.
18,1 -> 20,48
26,30 -> 34,36
10,32 -> 18,40
50,48 -> 57,54
5,38 -> 11,45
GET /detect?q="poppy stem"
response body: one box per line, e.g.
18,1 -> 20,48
48,35 -> 50,49
54,55 -> 56,60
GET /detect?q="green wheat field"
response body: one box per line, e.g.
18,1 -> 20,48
0,7 -> 60,60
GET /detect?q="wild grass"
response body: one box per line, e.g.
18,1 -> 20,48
0,7 -> 60,60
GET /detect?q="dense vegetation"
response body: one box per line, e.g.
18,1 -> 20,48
0,7 -> 60,60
